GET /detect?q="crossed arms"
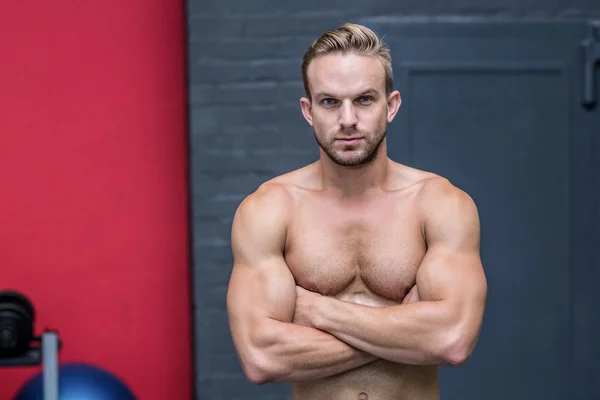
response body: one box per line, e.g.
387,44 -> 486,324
226,179 -> 487,385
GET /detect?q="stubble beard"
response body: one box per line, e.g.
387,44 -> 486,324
314,127 -> 387,167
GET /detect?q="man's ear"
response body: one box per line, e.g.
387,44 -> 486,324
300,97 -> 313,127
386,90 -> 402,123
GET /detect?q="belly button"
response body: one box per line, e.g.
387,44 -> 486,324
358,393 -> 368,400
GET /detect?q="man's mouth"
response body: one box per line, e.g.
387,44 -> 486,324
336,137 -> 363,145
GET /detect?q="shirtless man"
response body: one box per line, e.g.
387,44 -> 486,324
226,23 -> 487,399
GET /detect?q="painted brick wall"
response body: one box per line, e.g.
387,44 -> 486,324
186,2 -> 599,398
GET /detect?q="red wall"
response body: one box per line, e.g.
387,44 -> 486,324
0,1 -> 192,399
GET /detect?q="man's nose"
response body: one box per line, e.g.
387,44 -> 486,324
338,101 -> 358,128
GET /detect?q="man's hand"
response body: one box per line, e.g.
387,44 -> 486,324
294,283 -> 420,328
402,284 -> 420,305
293,285 -> 322,328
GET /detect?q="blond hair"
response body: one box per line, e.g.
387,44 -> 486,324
301,23 -> 393,101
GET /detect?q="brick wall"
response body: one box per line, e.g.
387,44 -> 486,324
185,1 -> 600,398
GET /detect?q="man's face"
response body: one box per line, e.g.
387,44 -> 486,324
301,52 -> 400,167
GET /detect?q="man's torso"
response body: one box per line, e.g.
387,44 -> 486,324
273,161 -> 441,400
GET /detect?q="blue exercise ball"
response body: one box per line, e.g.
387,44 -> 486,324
14,362 -> 137,400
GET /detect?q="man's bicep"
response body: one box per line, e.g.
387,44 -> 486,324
227,186 -> 297,326
227,257 -> 297,326
416,181 -> 487,317
416,248 -> 486,308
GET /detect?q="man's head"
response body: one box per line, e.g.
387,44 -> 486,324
300,23 -> 401,167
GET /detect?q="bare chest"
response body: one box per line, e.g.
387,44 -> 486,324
284,195 -> 426,304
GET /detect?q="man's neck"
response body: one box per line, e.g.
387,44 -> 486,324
317,149 -> 390,198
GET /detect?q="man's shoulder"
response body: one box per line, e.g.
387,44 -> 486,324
411,171 -> 479,227
390,162 -> 440,191
392,161 -> 469,203
418,174 -> 462,201
231,180 -> 293,244
237,180 -> 292,218
245,163 -> 316,201
235,164 -> 313,221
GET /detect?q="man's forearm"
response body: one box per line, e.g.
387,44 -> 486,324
249,318 -> 377,383
313,297 -> 461,366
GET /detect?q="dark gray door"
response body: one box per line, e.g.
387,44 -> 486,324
355,17 -> 600,400
187,16 -> 600,399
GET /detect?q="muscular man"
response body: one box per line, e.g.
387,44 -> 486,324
226,23 -> 487,399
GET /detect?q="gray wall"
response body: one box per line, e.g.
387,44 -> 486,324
185,1 -> 600,398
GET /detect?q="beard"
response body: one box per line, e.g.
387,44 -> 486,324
313,127 -> 387,167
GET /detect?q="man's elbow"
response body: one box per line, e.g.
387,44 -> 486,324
239,347 -> 289,385
443,344 -> 472,367
243,364 -> 273,385
439,327 -> 478,367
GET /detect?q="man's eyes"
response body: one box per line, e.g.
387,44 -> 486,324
320,96 -> 374,106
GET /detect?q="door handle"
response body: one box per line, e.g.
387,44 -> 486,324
582,24 -> 600,109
